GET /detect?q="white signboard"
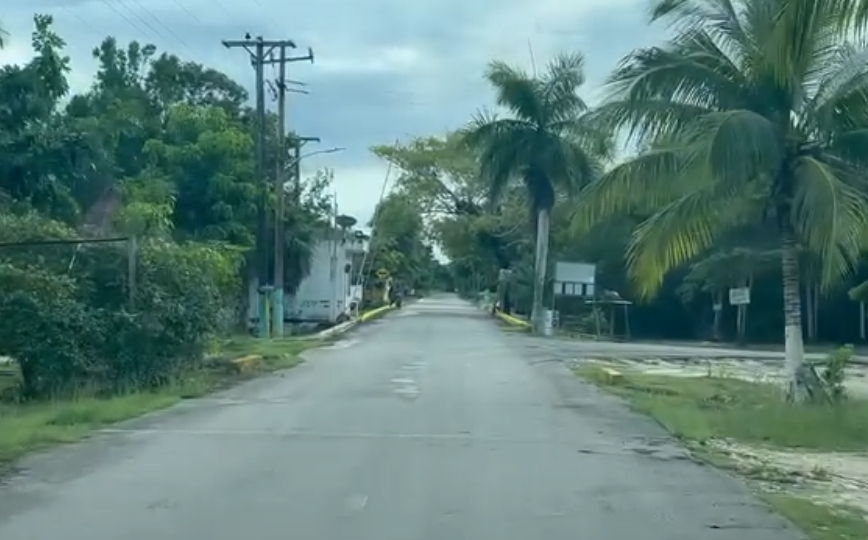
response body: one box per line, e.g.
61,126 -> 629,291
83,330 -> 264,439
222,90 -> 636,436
555,262 -> 596,284
729,287 -> 750,305
554,261 -> 596,298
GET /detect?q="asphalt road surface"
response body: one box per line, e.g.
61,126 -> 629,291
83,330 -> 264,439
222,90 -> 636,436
0,295 -> 804,540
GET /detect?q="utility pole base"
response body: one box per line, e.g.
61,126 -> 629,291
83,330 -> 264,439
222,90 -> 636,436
271,288 -> 285,337
258,290 -> 271,338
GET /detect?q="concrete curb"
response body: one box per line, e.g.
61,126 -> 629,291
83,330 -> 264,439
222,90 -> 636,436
300,305 -> 397,341
359,305 -> 395,322
306,320 -> 358,340
493,310 -> 532,329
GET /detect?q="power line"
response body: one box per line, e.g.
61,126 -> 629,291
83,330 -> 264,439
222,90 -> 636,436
123,0 -> 196,55
167,0 -> 204,25
96,0 -> 152,37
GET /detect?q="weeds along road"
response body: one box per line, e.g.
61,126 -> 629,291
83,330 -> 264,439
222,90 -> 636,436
0,294 -> 803,540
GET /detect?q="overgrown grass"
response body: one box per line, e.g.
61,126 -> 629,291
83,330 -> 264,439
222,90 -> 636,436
575,365 -> 868,540
575,366 -> 868,451
0,337 -> 317,469
764,495 -> 868,540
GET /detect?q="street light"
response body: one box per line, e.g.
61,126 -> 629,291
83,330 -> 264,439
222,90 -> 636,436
284,146 -> 345,171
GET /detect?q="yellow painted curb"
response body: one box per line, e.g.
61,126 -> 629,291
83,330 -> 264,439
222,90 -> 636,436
600,366 -> 623,384
359,305 -> 394,322
231,354 -> 262,373
494,310 -> 531,328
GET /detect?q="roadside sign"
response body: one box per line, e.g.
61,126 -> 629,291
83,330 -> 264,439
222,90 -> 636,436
728,287 -> 750,305
554,261 -> 596,297
376,268 -> 390,279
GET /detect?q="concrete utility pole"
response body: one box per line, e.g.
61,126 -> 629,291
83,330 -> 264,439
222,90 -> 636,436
266,47 -> 314,337
222,36 -> 297,338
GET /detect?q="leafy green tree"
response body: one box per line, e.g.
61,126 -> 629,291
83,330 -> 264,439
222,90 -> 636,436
575,0 -> 868,400
461,53 -> 607,333
0,15 -> 334,399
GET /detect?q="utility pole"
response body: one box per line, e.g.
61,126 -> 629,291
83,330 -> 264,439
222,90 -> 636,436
222,36 -> 296,339
266,46 -> 313,337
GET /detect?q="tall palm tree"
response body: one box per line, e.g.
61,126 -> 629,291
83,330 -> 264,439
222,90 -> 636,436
575,0 -> 868,401
0,22 -> 7,48
462,53 -> 606,334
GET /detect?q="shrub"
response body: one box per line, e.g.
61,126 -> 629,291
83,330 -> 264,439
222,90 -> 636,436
0,223 -> 244,399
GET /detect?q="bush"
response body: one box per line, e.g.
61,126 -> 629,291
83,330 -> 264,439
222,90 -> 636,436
0,226 -> 244,399
0,264 -> 102,398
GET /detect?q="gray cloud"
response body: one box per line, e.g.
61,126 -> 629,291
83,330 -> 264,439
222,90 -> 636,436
2,0 -> 666,224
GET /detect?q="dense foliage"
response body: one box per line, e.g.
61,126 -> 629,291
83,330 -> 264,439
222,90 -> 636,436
0,16 -> 346,399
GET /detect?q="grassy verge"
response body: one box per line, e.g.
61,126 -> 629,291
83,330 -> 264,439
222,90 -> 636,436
0,337 -> 318,470
575,365 -> 868,540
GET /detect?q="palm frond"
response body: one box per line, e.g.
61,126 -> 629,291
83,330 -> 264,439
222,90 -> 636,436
683,109 -> 783,185
806,43 -> 868,121
484,61 -> 544,123
587,99 -> 714,144
650,0 -> 749,52
538,52 -> 588,123
766,0 -> 843,91
626,183 -> 754,298
805,44 -> 868,165
572,146 -> 697,233
825,0 -> 868,31
791,156 -> 868,287
607,45 -> 744,111
461,113 -> 537,204
535,129 -> 599,199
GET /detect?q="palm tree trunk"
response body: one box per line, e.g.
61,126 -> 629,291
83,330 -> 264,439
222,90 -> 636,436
781,231 -> 807,402
531,207 -> 550,334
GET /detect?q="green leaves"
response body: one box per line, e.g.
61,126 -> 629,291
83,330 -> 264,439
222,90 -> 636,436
0,15 -> 339,399
574,0 -> 868,299
462,52 -> 606,214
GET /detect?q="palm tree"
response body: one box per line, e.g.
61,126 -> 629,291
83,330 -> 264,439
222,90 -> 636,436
462,53 -> 606,334
0,23 -> 7,48
575,0 -> 868,401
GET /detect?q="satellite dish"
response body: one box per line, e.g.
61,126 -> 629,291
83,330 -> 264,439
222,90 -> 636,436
336,214 -> 357,229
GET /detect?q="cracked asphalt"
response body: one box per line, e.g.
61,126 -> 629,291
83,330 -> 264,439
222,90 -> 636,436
0,294 -> 805,539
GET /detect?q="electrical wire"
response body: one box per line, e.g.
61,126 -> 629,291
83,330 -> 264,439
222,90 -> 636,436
123,0 -> 197,56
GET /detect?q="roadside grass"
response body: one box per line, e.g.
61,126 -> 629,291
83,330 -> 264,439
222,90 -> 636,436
763,495 -> 868,540
575,365 -> 868,540
0,337 -> 318,470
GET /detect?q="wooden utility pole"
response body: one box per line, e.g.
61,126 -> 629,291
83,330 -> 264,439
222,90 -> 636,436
222,36 -> 297,338
264,46 -> 313,336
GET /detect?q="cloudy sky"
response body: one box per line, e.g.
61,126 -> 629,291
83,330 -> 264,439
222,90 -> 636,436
1,0 -> 666,225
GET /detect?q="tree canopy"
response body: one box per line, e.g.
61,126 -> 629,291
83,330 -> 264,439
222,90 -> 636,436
0,15 -> 365,399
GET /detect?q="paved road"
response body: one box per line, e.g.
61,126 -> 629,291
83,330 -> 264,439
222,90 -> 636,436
0,295 -> 803,540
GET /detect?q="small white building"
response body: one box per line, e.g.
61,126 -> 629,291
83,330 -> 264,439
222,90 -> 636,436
283,228 -> 367,324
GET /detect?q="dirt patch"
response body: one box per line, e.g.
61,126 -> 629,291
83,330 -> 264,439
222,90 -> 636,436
708,439 -> 868,517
